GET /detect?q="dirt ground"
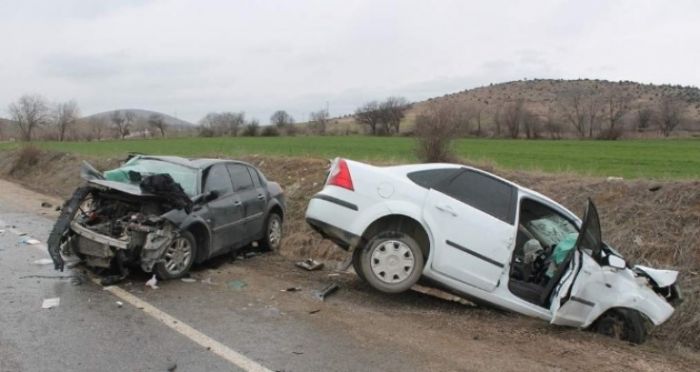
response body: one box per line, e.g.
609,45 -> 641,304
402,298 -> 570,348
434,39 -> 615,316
0,147 -> 698,352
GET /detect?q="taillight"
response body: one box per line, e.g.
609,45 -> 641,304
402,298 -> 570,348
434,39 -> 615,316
328,159 -> 354,191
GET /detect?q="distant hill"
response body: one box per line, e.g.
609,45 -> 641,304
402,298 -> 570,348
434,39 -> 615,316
83,109 -> 195,128
325,79 -> 700,136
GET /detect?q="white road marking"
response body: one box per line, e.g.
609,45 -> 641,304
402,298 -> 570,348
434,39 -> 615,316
5,223 -> 272,372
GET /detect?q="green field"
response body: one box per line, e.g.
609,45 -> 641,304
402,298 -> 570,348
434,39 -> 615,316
1,136 -> 698,179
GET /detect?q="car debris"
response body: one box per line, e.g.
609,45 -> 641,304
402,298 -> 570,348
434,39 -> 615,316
312,283 -> 339,301
41,201 -> 53,208
42,297 -> 60,309
296,258 -> 324,271
18,236 -> 40,245
306,158 -> 682,344
145,274 -> 159,290
281,287 -> 301,292
227,279 -> 247,290
33,258 -> 54,265
180,277 -> 196,283
46,155 -> 285,283
116,301 -> 124,308
308,309 -> 321,314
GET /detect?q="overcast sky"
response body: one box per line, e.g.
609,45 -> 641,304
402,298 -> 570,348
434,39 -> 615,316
1,0 -> 699,123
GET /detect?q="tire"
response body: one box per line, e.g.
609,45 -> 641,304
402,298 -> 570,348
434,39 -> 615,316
357,231 -> 425,294
592,308 -> 647,344
154,230 -> 197,280
47,186 -> 93,271
352,247 -> 367,283
260,213 -> 283,251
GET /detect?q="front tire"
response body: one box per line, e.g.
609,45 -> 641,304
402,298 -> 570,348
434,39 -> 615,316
358,231 -> 424,293
154,231 -> 197,280
592,308 -> 647,344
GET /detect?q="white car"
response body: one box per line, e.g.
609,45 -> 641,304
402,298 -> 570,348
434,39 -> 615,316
305,158 -> 681,343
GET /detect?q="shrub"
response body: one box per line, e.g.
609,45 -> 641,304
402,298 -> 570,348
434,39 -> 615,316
10,144 -> 42,175
414,101 -> 461,162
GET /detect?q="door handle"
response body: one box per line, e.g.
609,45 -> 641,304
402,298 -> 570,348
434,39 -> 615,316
257,194 -> 265,200
233,200 -> 242,207
435,204 -> 458,217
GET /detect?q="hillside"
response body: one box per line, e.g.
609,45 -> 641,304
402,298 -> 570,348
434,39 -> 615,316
83,109 -> 195,128
325,79 -> 700,136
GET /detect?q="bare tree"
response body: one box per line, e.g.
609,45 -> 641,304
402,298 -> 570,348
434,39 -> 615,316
634,106 -> 654,132
559,87 -> 603,138
599,87 -> 631,139
270,110 -> 295,131
415,100 -> 463,162
110,110 -> 130,139
89,116 -> 107,141
309,109 -> 329,135
242,119 -> 260,136
354,101 -> 382,135
470,103 -> 485,137
521,109 -> 541,139
220,112 -> 245,136
148,113 -> 167,137
656,95 -> 685,137
543,107 -> 563,139
53,100 -> 80,141
8,94 -> 50,141
378,96 -> 411,134
502,99 -> 525,138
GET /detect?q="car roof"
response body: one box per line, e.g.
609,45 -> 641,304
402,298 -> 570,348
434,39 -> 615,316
136,155 -> 253,170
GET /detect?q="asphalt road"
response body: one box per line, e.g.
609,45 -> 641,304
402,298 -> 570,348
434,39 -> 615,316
0,191 -> 429,372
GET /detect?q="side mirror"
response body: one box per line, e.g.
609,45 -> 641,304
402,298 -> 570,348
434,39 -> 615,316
607,255 -> 626,269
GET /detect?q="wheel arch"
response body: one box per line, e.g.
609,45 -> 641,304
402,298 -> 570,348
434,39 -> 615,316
359,214 -> 432,260
182,221 -> 211,263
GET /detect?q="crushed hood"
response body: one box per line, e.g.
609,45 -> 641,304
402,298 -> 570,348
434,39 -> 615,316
87,179 -> 155,197
634,265 -> 679,287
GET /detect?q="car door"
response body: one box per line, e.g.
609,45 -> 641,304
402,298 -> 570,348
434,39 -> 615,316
226,164 -> 266,241
550,200 -> 601,326
203,164 -> 244,255
422,169 -> 518,292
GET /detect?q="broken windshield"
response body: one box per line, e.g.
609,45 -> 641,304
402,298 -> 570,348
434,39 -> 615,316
104,158 -> 198,196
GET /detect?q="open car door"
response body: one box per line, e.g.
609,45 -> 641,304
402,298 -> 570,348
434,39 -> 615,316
547,199 -> 603,326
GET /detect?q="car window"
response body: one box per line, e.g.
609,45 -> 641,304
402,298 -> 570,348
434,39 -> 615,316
103,158 -> 198,196
407,168 -> 461,189
435,169 -> 516,224
248,167 -> 261,188
227,164 -> 254,191
203,164 -> 234,195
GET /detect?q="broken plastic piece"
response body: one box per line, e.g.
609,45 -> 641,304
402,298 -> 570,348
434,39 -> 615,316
313,283 -> 339,301
180,278 -> 196,283
33,258 -> 54,265
41,202 -> 53,208
42,297 -> 60,309
116,301 -> 123,308
281,287 -> 301,292
227,280 -> 247,290
296,259 -> 324,271
145,274 -> 159,290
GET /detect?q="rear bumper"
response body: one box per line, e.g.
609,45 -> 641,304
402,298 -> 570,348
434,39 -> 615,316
306,217 -> 361,251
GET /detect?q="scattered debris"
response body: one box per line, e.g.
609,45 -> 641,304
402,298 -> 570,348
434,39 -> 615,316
101,274 -> 127,286
33,258 -> 54,265
55,206 -> 61,211
296,258 -> 324,271
281,287 -> 301,292
42,297 -> 60,309
313,283 -> 339,301
145,274 -> 159,290
180,278 -> 196,283
649,185 -> 662,192
167,362 -> 177,372
116,301 -> 123,308
327,273 -> 340,277
227,279 -> 248,290
412,284 -> 476,306
292,351 -> 304,355
18,236 -> 40,245
202,277 -> 215,285
606,176 -> 624,182
308,309 -> 321,314
41,201 -> 53,208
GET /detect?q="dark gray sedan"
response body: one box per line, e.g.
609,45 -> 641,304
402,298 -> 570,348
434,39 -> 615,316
48,155 -> 285,281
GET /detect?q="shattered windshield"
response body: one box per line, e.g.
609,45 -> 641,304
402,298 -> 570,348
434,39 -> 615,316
104,158 -> 198,196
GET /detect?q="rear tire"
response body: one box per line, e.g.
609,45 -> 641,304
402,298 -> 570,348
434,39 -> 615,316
358,231 -> 424,293
260,213 -> 283,251
352,247 -> 367,283
592,308 -> 647,344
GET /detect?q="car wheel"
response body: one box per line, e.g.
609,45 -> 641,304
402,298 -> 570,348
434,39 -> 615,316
261,213 -> 283,251
592,308 -> 647,344
358,231 -> 424,293
154,231 -> 197,280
